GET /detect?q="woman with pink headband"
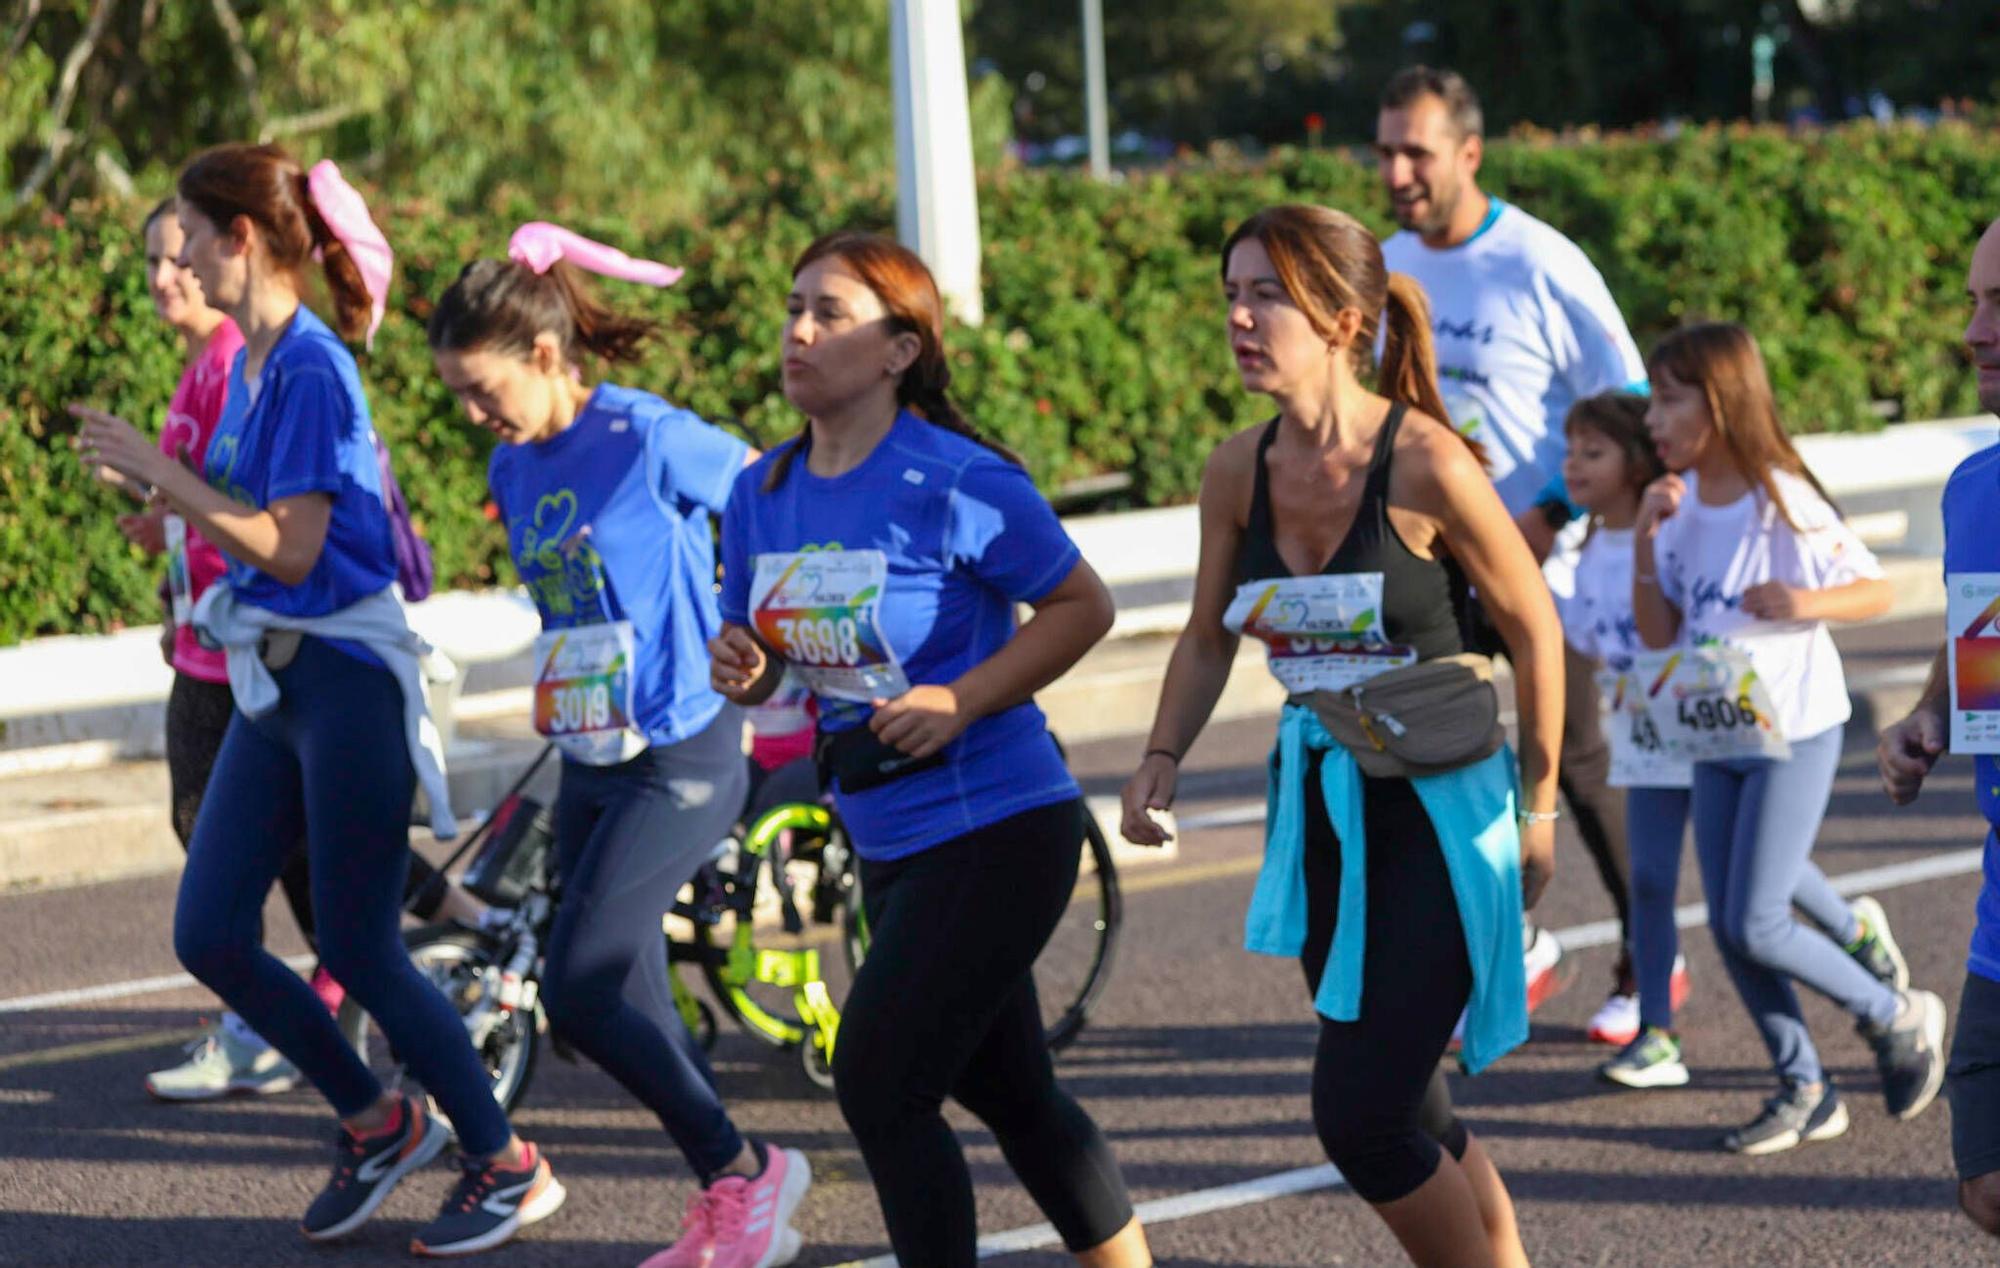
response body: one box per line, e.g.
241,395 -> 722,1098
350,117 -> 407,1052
74,144 -> 564,1257
427,226 -> 807,1268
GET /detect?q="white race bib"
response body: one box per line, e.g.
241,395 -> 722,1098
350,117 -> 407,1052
165,514 -> 194,627
751,549 -> 910,703
1223,573 -> 1416,694
1597,668 -> 1692,789
1947,572 -> 2000,754
532,620 -> 649,765
1633,645 -> 1789,763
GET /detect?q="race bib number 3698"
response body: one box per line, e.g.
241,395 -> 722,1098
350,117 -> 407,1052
751,548 -> 910,704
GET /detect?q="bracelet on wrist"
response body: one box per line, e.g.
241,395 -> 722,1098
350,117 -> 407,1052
1144,747 -> 1181,765
1518,808 -> 1562,824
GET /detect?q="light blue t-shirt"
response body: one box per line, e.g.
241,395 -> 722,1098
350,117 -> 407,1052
1382,201 -> 1646,516
1942,445 -> 2000,984
719,413 -> 1082,860
204,306 -> 396,654
490,383 -> 747,748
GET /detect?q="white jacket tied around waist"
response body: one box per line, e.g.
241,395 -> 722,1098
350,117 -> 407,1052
192,584 -> 458,838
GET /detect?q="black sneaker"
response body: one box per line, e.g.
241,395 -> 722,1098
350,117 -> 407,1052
1845,896 -> 1910,991
411,1141 -> 565,1258
302,1095 -> 448,1242
1860,988 -> 1947,1120
1720,1080 -> 1848,1155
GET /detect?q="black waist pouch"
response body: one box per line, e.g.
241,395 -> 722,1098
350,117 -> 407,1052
815,725 -> 947,794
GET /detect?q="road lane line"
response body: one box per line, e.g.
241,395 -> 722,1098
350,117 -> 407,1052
0,953 -> 314,1015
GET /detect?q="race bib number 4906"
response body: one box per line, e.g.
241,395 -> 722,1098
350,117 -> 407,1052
751,548 -> 910,704
1632,644 -> 1789,763
1223,572 -> 1415,694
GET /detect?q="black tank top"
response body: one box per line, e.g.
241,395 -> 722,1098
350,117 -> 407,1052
1233,404 -> 1464,663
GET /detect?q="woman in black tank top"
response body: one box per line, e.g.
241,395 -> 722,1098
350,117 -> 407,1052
1121,205 -> 1565,1268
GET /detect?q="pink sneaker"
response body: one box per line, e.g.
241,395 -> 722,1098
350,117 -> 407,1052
310,965 -> 346,1016
638,1146 -> 810,1268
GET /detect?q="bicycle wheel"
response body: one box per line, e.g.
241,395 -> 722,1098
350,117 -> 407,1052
837,800 -> 1121,1052
337,924 -> 539,1114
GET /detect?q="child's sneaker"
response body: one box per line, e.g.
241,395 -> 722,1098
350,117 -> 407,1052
1587,991 -> 1640,1046
1845,896 -> 1910,991
1598,1026 -> 1690,1089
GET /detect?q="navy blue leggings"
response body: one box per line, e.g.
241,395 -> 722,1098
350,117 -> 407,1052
173,637 -> 512,1155
546,707 -> 749,1181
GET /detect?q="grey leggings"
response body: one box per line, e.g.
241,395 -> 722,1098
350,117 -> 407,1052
1690,725 -> 1895,1086
1627,782 -> 1858,1033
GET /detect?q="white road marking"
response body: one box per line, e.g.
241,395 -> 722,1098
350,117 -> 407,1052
0,953 -> 314,1014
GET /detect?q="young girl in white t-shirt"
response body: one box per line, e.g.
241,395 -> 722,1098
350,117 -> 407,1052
1632,322 -> 1942,1154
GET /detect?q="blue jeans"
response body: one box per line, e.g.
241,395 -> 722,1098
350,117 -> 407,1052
174,637 -> 512,1155
1628,782 -> 1857,1032
1690,725 -> 1896,1086
546,708 -> 749,1180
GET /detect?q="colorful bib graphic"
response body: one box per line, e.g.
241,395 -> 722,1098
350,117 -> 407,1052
1222,572 -> 1415,694
532,620 -> 647,765
1597,668 -> 1692,789
1632,643 -> 1789,763
164,514 -> 194,627
750,548 -> 909,703
1947,572 -> 2000,754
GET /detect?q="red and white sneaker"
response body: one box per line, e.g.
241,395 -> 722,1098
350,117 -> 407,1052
1670,954 -> 1691,1013
1524,925 -> 1570,1013
1587,991 -> 1640,1046
639,1145 -> 811,1268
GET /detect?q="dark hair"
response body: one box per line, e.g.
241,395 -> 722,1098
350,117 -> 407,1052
426,257 -> 657,365
141,196 -> 177,239
176,142 -> 373,342
1221,203 -> 1479,463
765,230 -> 1018,491
1380,65 -> 1484,141
1564,391 -> 1662,491
1647,321 -> 1833,531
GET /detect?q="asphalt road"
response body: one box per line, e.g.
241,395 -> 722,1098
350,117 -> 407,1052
3,625 -> 1994,1267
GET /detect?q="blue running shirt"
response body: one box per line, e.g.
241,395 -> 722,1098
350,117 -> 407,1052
204,306 -> 396,661
719,412 -> 1082,860
1943,445 -> 2000,984
490,383 -> 747,749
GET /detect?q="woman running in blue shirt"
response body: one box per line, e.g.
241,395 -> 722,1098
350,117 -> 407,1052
709,232 -> 1151,1268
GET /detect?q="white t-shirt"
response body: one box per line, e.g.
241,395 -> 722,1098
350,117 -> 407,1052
1652,469 -> 1882,743
1565,525 -> 1646,671
1382,200 -> 1645,517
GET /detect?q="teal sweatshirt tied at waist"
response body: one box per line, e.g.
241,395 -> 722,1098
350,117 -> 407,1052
1244,702 -> 1528,1074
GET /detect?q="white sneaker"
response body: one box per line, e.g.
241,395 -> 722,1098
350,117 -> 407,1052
1524,925 -> 1569,1013
144,1019 -> 298,1101
1587,992 -> 1640,1046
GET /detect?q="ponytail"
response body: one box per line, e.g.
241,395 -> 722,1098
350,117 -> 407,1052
298,186 -> 376,344
427,257 -> 657,366
1381,272 -> 1480,462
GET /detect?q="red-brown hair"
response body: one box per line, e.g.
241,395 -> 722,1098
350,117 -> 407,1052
765,231 -> 1017,491
176,142 -> 374,343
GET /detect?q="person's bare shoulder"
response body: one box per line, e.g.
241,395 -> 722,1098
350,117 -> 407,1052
1390,409 -> 1487,513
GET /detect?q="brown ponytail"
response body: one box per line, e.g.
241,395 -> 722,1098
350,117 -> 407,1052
764,230 -> 1018,492
1222,204 -> 1481,463
426,256 -> 657,366
177,143 -> 375,343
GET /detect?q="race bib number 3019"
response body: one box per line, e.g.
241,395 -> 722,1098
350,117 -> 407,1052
532,620 -> 649,765
751,548 -> 910,703
1632,645 -> 1789,763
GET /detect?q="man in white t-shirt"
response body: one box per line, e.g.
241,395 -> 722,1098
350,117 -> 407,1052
1376,66 -> 1655,1041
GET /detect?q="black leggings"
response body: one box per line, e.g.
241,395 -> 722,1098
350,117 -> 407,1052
833,799 -> 1133,1266
164,671 -> 447,955
1299,751 -> 1472,1205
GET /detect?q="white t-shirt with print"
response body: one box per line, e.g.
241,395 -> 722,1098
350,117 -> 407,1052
1565,525 -> 1646,670
1652,469 -> 1882,743
1382,201 -> 1645,517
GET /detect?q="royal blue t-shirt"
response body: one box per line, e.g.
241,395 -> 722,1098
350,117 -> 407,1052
490,383 -> 747,748
204,306 -> 396,654
719,413 -> 1082,860
1943,445 -> 2000,984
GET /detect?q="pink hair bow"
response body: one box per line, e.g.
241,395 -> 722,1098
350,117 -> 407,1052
305,160 -> 394,349
507,222 -> 683,287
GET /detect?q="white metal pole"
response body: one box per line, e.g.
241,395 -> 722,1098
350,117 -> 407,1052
890,0 -> 984,325
1082,0 -> 1110,180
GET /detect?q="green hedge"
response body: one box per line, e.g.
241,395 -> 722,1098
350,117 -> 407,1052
5,122 -> 1996,645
